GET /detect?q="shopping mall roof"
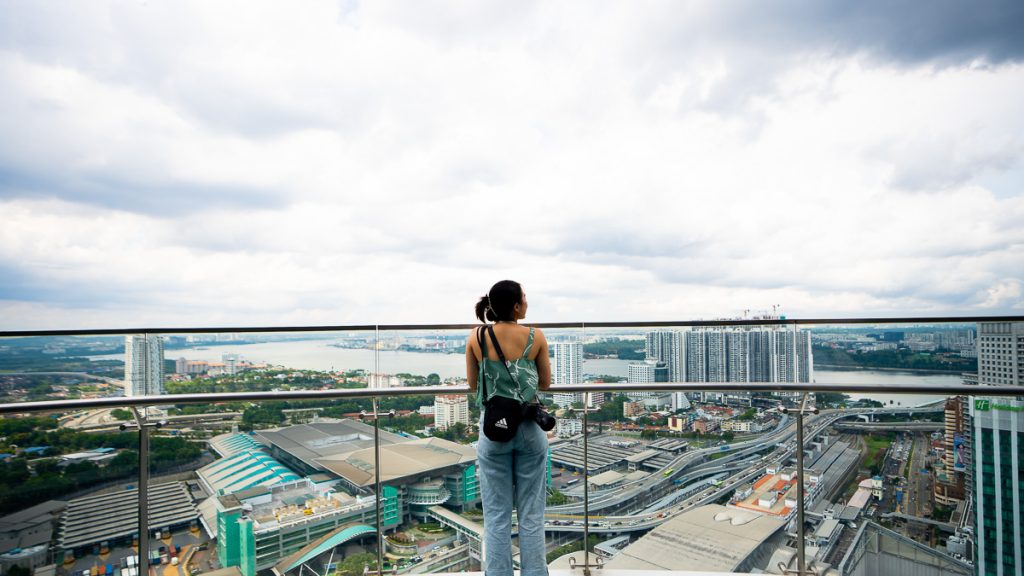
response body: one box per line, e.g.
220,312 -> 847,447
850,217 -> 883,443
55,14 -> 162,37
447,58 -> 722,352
315,437 -> 476,487
197,450 -> 302,496
209,432 -> 265,458
256,421 -> 407,471
605,504 -> 787,572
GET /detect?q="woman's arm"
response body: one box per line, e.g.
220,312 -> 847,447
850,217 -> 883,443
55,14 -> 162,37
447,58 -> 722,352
466,328 -> 480,392
534,328 -> 551,391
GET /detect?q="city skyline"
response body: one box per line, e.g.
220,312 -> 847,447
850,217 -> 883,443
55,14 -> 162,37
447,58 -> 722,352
1,2 -> 1023,330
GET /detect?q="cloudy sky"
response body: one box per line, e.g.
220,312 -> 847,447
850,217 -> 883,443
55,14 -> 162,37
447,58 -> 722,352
2,1 -> 1023,330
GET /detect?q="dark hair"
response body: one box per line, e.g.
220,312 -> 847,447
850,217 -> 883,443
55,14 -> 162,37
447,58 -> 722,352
475,280 -> 523,323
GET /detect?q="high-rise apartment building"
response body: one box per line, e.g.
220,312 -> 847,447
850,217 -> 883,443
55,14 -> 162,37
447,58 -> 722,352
684,331 -> 707,383
124,335 -> 164,397
978,322 -> 1023,386
646,331 -> 685,409
645,331 -> 683,382
551,342 -> 584,408
434,394 -> 469,430
971,395 -> 1024,575
677,327 -> 812,404
705,331 -> 728,382
776,329 -> 812,383
627,360 -> 669,400
222,354 -> 241,375
748,330 -> 777,382
552,342 -> 583,385
726,331 -> 750,382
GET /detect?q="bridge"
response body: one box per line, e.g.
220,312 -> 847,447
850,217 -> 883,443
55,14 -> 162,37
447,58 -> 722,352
882,512 -> 958,532
833,421 -> 943,432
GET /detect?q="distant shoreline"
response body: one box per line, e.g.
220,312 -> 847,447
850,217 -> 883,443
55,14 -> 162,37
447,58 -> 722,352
815,364 -> 971,376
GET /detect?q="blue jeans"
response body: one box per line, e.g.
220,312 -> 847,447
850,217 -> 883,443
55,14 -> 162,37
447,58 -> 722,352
477,417 -> 549,576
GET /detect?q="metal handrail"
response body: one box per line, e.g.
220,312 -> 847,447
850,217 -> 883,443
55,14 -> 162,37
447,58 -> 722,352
2,382 -> 1021,415
2,313 -> 1023,337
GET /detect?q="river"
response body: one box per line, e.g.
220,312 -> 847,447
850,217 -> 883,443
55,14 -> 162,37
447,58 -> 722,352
94,339 -> 962,405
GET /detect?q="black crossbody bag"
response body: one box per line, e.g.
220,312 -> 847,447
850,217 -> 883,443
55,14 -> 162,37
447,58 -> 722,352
478,325 -> 556,442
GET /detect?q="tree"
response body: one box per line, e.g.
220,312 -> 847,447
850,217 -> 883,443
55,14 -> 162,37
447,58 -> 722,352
335,553 -> 378,576
426,373 -> 441,386
547,489 -> 569,506
814,392 -> 849,409
111,408 -> 133,421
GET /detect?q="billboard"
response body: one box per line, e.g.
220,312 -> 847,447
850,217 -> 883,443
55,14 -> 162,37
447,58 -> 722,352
953,433 -> 966,472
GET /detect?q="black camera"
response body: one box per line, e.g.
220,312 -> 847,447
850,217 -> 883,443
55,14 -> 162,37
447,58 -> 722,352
526,402 -> 556,432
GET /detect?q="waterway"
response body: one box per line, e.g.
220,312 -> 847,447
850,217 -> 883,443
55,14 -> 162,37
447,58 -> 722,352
94,339 -> 962,405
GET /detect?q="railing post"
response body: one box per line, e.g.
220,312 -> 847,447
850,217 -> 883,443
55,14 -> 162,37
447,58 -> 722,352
781,393 -> 818,575
361,398 -> 395,576
568,392 -> 601,576
126,407 -> 153,576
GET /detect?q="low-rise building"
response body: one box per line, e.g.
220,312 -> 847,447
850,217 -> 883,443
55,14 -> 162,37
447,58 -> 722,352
555,418 -> 582,438
693,419 -> 720,434
622,401 -> 645,418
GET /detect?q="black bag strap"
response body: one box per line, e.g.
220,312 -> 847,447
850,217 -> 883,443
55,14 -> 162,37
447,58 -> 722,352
486,325 -> 519,387
476,326 -> 490,402
487,325 -> 538,406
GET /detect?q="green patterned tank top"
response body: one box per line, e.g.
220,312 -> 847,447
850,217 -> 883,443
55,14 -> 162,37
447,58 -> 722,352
477,326 -> 540,408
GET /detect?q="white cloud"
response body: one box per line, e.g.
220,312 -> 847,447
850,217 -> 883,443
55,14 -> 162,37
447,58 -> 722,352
1,1 -> 1023,329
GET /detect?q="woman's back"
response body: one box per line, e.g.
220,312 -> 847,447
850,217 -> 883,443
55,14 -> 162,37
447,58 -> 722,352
477,323 -> 538,362
476,324 -> 542,405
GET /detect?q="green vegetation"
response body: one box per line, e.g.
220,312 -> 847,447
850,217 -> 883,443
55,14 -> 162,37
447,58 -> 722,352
813,345 -> 976,373
738,408 -> 757,421
590,395 -> 629,422
546,535 -> 601,564
431,422 -> 477,443
110,408 -> 133,421
0,416 -> 59,436
815,392 -> 851,408
588,374 -> 627,383
334,552 -> 378,576
582,340 -> 645,360
0,428 -> 201,514
547,488 -> 569,506
416,522 -> 447,533
241,402 -> 287,430
640,428 -> 735,442
863,434 -> 894,476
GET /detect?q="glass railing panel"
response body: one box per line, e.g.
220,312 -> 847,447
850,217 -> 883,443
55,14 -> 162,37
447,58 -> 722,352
801,319 -> 983,576
2,317 -> 1021,576
372,325 -> 479,573
0,332 -> 132,405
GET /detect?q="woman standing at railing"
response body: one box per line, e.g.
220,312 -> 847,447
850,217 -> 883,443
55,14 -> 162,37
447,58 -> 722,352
467,280 -> 552,576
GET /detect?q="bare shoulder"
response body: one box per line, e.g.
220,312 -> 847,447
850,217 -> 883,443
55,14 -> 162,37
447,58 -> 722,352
532,327 -> 548,344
